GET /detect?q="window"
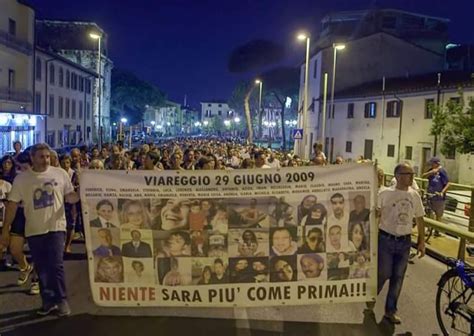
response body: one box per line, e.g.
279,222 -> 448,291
208,103 -> 211,107
36,58 -> 42,81
364,102 -> 377,118
345,141 -> 352,153
35,92 -> 41,113
8,18 -> 16,36
405,146 -> 413,160
49,64 -> 55,85
79,101 -> 83,119
46,131 -> 55,148
58,130 -> 63,146
386,100 -> 402,118
59,67 -> 64,87
449,97 -> 461,105
49,95 -> 55,117
65,98 -> 70,118
425,98 -> 434,119
71,73 -> 78,90
8,69 -> 15,89
66,70 -> 70,89
347,103 -> 354,118
218,110 -> 222,116
79,77 -> 84,92
86,79 -> 91,94
71,100 -> 76,119
446,147 -> 456,160
218,104 -> 222,107
387,144 -> 395,157
313,59 -> 318,79
86,102 -> 91,120
58,97 -> 64,118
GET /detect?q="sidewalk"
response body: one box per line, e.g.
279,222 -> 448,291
411,230 -> 474,265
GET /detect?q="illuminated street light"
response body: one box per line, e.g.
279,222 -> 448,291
203,120 -> 209,126
151,120 -> 156,126
89,32 -> 103,148
234,117 -> 240,123
296,31 -> 310,159
224,120 -> 231,127
121,118 -> 127,123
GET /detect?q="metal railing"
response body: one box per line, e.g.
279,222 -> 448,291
0,29 -> 33,55
385,173 -> 474,260
0,87 -> 33,103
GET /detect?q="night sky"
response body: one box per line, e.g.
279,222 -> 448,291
33,0 -> 473,107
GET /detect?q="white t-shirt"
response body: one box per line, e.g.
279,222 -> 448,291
378,187 -> 424,236
0,180 -> 12,227
8,166 -> 74,237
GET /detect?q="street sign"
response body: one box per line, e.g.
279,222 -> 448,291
292,128 -> 303,140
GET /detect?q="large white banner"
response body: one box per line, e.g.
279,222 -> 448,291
80,163 -> 377,307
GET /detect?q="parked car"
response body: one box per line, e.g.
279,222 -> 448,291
442,190 -> 471,228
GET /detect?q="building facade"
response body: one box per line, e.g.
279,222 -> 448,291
200,101 -> 231,134
36,20 -> 113,144
143,101 -> 182,136
35,48 -> 95,148
295,8 -> 449,159
0,0 -> 37,154
330,71 -> 473,184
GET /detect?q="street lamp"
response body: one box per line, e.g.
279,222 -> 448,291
89,32 -> 103,149
327,43 -> 345,158
255,79 -> 263,139
297,32 -> 310,159
119,117 -> 127,141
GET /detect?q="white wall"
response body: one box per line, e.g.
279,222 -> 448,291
330,88 -> 474,182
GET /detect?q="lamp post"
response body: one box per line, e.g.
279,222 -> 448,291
89,32 -> 102,149
255,79 -> 263,140
328,43 -> 345,160
120,117 -> 127,141
297,33 -> 310,159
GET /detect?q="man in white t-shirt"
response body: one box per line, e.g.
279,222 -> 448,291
0,143 -> 79,317
372,163 -> 425,325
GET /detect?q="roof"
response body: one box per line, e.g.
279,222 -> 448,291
200,100 -> 228,105
35,20 -> 108,55
321,8 -> 450,24
36,47 -> 98,77
334,71 -> 474,99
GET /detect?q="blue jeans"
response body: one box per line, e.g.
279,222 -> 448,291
27,231 -> 67,306
377,234 -> 411,315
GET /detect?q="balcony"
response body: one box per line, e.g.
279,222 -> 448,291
0,87 -> 33,103
0,29 -> 33,55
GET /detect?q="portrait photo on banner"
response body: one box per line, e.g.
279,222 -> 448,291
228,228 -> 269,258
228,256 -> 269,283
117,198 -> 152,230
191,257 -> 229,285
156,257 -> 192,286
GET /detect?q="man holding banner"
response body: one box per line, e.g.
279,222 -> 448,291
375,163 -> 425,325
1,143 -> 80,316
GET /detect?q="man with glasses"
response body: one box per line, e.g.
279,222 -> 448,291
371,163 -> 425,325
298,227 -> 324,253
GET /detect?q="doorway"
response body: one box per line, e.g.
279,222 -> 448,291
364,139 -> 373,160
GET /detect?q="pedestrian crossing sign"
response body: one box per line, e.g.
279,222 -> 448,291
292,129 -> 303,140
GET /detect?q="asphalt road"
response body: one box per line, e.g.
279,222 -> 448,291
0,242 -> 446,336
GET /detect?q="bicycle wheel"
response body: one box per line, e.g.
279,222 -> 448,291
436,270 -> 473,335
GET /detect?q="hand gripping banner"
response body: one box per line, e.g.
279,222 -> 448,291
80,163 -> 377,307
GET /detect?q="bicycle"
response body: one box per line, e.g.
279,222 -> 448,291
435,255 -> 474,335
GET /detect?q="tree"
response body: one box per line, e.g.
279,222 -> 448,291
111,69 -> 166,125
430,92 -> 474,156
259,67 -> 299,150
227,40 -> 286,143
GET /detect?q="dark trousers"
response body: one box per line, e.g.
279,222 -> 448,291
27,231 -> 67,306
377,234 -> 411,315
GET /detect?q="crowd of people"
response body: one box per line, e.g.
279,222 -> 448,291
0,137 -> 452,325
